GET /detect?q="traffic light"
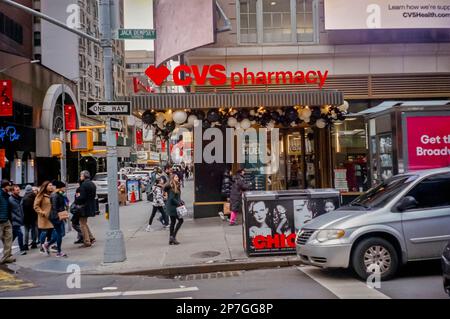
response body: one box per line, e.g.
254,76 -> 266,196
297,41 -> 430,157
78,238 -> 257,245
51,139 -> 62,157
70,129 -> 93,152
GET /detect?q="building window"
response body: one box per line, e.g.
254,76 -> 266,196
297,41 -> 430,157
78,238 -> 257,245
296,0 -> 314,42
238,0 -> 317,44
239,0 -> 257,43
263,0 -> 292,43
0,12 -> 24,44
33,31 -> 41,46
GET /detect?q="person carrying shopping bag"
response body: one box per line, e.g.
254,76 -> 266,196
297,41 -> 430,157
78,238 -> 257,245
165,174 -> 186,245
33,181 -> 54,255
45,181 -> 69,257
145,178 -> 169,231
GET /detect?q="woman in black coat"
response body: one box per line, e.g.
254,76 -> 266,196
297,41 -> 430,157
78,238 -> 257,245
229,169 -> 250,226
165,174 -> 184,245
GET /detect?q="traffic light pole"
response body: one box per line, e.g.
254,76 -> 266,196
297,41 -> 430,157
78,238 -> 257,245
1,0 -> 126,262
100,0 -> 126,263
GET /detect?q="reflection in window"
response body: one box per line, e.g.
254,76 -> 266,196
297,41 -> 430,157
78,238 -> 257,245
331,118 -> 369,192
239,0 -> 257,43
296,0 -> 314,42
263,0 -> 291,43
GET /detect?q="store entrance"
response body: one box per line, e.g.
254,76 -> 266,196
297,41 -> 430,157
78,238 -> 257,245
271,127 -> 318,190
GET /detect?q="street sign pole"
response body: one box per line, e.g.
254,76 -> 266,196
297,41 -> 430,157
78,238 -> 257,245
100,0 -> 126,263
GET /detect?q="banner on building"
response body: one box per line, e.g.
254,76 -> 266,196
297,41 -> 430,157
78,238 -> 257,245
0,149 -> 5,168
324,0 -> 450,30
64,104 -> 77,131
0,80 -> 13,117
136,129 -> 143,145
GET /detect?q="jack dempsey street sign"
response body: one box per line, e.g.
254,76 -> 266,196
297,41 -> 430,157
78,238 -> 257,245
87,101 -> 131,116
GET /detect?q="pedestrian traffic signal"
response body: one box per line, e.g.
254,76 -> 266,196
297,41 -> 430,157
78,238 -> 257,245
51,139 -> 62,157
70,129 -> 93,152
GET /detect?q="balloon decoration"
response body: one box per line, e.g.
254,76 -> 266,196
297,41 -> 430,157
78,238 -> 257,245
140,102 -> 349,138
173,110 -> 188,124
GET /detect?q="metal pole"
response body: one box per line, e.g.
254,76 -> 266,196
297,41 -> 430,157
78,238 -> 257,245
100,0 -> 126,263
60,81 -> 67,183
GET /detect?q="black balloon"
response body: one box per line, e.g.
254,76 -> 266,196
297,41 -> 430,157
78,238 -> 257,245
196,110 -> 206,121
166,121 -> 175,132
270,111 -> 279,121
142,110 -> 156,125
207,110 -> 220,123
286,109 -> 298,122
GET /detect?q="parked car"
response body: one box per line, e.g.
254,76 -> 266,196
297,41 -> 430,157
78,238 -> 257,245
296,167 -> 450,281
93,172 -> 128,200
442,241 -> 450,296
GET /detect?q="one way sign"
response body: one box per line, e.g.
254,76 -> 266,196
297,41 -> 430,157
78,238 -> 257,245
87,101 -> 131,116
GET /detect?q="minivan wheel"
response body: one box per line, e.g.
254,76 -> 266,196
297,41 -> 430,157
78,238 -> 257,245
351,237 -> 399,281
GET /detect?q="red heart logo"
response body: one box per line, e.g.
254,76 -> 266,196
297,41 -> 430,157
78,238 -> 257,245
145,65 -> 170,86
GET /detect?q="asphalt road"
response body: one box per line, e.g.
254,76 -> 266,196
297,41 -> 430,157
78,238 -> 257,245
0,260 -> 448,299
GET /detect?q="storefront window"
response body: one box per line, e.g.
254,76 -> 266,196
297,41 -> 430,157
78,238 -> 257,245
331,118 -> 369,192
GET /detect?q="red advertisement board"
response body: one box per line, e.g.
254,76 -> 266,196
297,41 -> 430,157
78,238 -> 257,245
0,80 -> 13,117
136,129 -> 143,145
0,149 -> 5,168
406,116 -> 450,170
64,104 -> 77,131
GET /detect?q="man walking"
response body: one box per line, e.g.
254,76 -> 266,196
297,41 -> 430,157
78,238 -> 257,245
9,185 -> 26,255
76,171 -> 97,248
0,180 -> 14,264
22,185 -> 39,250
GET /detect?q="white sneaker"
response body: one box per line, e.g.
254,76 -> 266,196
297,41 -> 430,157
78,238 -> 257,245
145,225 -> 153,232
218,211 -> 225,221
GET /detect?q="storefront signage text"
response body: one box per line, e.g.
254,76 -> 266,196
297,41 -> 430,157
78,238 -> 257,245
0,126 -> 20,142
145,64 -> 329,89
253,234 -> 297,249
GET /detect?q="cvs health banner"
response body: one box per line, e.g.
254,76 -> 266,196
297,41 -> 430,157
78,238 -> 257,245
407,116 -> 450,170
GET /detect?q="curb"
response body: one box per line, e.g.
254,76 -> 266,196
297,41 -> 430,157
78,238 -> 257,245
114,258 -> 303,277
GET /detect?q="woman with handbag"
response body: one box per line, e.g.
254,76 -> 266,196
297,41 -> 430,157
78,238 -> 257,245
165,174 -> 185,245
45,180 -> 69,257
34,181 -> 54,254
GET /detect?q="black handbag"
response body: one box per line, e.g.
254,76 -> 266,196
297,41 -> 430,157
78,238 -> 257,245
70,203 -> 85,215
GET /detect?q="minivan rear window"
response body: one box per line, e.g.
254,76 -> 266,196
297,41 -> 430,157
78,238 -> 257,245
350,175 -> 419,209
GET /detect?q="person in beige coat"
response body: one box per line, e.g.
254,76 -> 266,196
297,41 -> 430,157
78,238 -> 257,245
33,181 -> 54,253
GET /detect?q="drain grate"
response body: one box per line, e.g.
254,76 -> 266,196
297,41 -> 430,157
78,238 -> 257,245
190,251 -> 221,258
177,271 -> 242,281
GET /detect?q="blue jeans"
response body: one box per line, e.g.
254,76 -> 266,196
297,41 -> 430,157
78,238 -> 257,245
12,225 -> 25,251
49,220 -> 64,253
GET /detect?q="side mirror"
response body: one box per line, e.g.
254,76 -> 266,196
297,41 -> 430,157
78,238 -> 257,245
397,196 -> 418,212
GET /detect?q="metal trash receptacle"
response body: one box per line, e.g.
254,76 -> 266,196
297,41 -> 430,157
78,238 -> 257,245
242,189 -> 341,257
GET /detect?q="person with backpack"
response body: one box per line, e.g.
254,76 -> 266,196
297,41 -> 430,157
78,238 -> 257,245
145,178 -> 169,231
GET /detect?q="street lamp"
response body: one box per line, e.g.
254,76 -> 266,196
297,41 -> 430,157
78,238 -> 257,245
0,59 -> 40,73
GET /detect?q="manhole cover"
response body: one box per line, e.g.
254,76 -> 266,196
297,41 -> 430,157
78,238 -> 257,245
191,251 -> 221,258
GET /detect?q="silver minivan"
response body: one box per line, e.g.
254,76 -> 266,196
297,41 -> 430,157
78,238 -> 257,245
296,167 -> 450,280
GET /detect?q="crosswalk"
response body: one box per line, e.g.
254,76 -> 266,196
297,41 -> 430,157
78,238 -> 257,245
298,266 -> 390,299
0,286 -> 199,299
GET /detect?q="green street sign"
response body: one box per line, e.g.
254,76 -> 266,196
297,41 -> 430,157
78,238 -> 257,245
117,29 -> 156,40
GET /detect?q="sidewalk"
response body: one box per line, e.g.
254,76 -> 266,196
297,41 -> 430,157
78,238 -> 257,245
7,180 -> 300,276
